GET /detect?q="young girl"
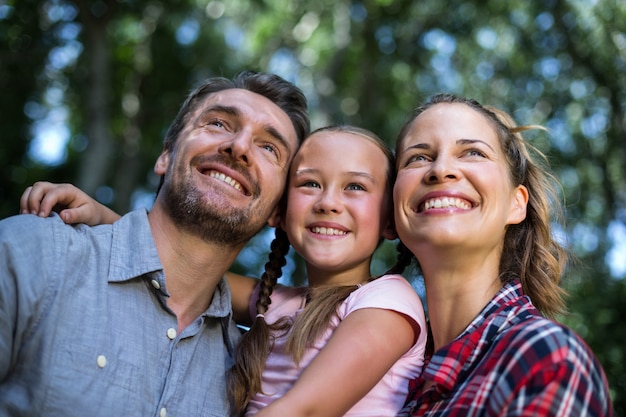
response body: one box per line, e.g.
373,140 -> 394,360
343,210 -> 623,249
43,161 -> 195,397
20,125 -> 427,417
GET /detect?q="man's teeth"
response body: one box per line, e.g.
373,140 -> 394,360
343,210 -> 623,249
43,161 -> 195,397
423,197 -> 471,211
209,171 -> 243,192
310,227 -> 347,236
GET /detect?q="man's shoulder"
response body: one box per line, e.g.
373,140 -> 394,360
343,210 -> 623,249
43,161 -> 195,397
0,213 -> 73,240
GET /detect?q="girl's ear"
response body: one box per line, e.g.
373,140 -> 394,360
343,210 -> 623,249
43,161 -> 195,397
154,150 -> 170,175
382,218 -> 398,241
267,205 -> 283,228
507,184 -> 529,225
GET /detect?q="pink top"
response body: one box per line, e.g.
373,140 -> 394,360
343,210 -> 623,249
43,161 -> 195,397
245,274 -> 427,416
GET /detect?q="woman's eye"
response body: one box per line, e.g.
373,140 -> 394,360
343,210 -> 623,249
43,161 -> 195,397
404,154 -> 428,166
465,148 -> 486,157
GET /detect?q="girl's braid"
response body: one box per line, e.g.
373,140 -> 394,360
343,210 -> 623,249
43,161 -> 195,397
386,240 -> 414,275
256,227 -> 290,315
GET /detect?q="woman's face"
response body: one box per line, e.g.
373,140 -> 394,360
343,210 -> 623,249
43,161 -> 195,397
393,103 -> 528,258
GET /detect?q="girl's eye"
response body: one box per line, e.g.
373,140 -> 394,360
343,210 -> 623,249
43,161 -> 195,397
301,181 -> 320,189
346,183 -> 365,191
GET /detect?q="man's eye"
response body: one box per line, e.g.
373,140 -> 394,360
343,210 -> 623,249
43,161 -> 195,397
261,143 -> 278,154
207,119 -> 226,129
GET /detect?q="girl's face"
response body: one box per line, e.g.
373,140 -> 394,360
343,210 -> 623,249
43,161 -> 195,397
393,103 -> 528,258
282,131 -> 395,280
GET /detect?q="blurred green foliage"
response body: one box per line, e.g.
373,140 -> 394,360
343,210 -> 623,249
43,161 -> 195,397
1,0 -> 624,412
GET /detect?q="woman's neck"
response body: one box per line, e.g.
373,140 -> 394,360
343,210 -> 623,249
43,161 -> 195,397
419,250 -> 503,351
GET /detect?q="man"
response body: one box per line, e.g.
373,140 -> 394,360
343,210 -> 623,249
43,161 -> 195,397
0,71 -> 309,416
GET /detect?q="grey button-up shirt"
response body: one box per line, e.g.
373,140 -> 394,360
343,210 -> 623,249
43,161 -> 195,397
0,210 -> 241,417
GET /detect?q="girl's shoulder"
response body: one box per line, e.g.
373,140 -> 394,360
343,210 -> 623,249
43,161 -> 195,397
343,274 -> 426,324
354,274 -> 422,302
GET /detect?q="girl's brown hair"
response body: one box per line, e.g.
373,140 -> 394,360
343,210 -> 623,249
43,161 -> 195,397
227,125 -> 396,414
391,94 -> 568,318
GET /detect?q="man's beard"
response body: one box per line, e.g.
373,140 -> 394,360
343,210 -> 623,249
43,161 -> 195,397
161,163 -> 269,247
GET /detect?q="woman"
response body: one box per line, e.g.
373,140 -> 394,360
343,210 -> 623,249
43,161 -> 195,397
389,94 -> 613,416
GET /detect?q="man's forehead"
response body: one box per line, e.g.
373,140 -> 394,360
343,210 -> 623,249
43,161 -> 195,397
200,88 -> 272,111
194,88 -> 299,151
197,89 -> 290,125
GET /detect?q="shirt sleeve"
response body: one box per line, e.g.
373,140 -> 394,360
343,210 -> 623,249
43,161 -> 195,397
496,320 -> 614,416
341,274 -> 426,338
0,214 -> 60,379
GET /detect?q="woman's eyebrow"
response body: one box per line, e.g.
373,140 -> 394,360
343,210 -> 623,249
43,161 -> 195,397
457,138 -> 495,152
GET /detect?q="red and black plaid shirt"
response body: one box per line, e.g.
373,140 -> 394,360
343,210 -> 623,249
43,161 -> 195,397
397,280 -> 614,417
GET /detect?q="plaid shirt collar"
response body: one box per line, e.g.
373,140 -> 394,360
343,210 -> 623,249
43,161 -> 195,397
421,280 -> 538,392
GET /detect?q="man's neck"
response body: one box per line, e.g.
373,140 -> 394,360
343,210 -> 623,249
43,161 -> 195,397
147,207 -> 243,331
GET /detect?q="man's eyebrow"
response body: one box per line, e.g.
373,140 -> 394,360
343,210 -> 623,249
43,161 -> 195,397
197,104 -> 240,121
197,104 -> 292,155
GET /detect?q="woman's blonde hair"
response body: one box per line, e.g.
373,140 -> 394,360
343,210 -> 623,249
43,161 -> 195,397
389,93 -> 568,318
227,125 -> 396,414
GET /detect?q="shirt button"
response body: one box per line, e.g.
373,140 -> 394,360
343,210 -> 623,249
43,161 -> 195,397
151,279 -> 161,289
166,328 -> 177,340
96,355 -> 107,368
159,407 -> 167,417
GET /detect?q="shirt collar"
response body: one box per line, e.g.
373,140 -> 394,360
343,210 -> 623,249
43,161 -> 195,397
108,209 -> 163,282
423,280 -> 530,391
107,209 -> 233,321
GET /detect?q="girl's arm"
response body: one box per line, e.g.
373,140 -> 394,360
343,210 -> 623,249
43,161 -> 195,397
20,182 -> 120,225
19,181 -> 260,323
255,307 -> 420,417
225,272 -> 258,325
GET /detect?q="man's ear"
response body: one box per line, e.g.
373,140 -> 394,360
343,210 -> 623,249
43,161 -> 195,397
507,184 -> 529,225
154,150 -> 170,175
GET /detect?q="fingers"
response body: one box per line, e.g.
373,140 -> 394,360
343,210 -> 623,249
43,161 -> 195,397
19,182 -> 83,221
19,181 -> 59,217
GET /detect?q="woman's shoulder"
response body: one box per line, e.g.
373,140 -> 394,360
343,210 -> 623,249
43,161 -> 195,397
496,315 -> 598,367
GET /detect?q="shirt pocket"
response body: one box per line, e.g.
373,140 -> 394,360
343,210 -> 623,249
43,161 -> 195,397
43,342 -> 142,413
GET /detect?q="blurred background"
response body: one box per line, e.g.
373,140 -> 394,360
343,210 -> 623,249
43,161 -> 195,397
1,0 -> 624,412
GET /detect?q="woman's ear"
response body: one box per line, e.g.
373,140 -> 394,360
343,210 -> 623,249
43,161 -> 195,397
507,184 -> 529,225
154,150 -> 170,175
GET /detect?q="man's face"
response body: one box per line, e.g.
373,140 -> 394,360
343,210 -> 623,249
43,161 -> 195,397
155,88 -> 298,247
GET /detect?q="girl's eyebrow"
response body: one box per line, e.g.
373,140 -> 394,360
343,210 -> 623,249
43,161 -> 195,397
294,168 -> 375,182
